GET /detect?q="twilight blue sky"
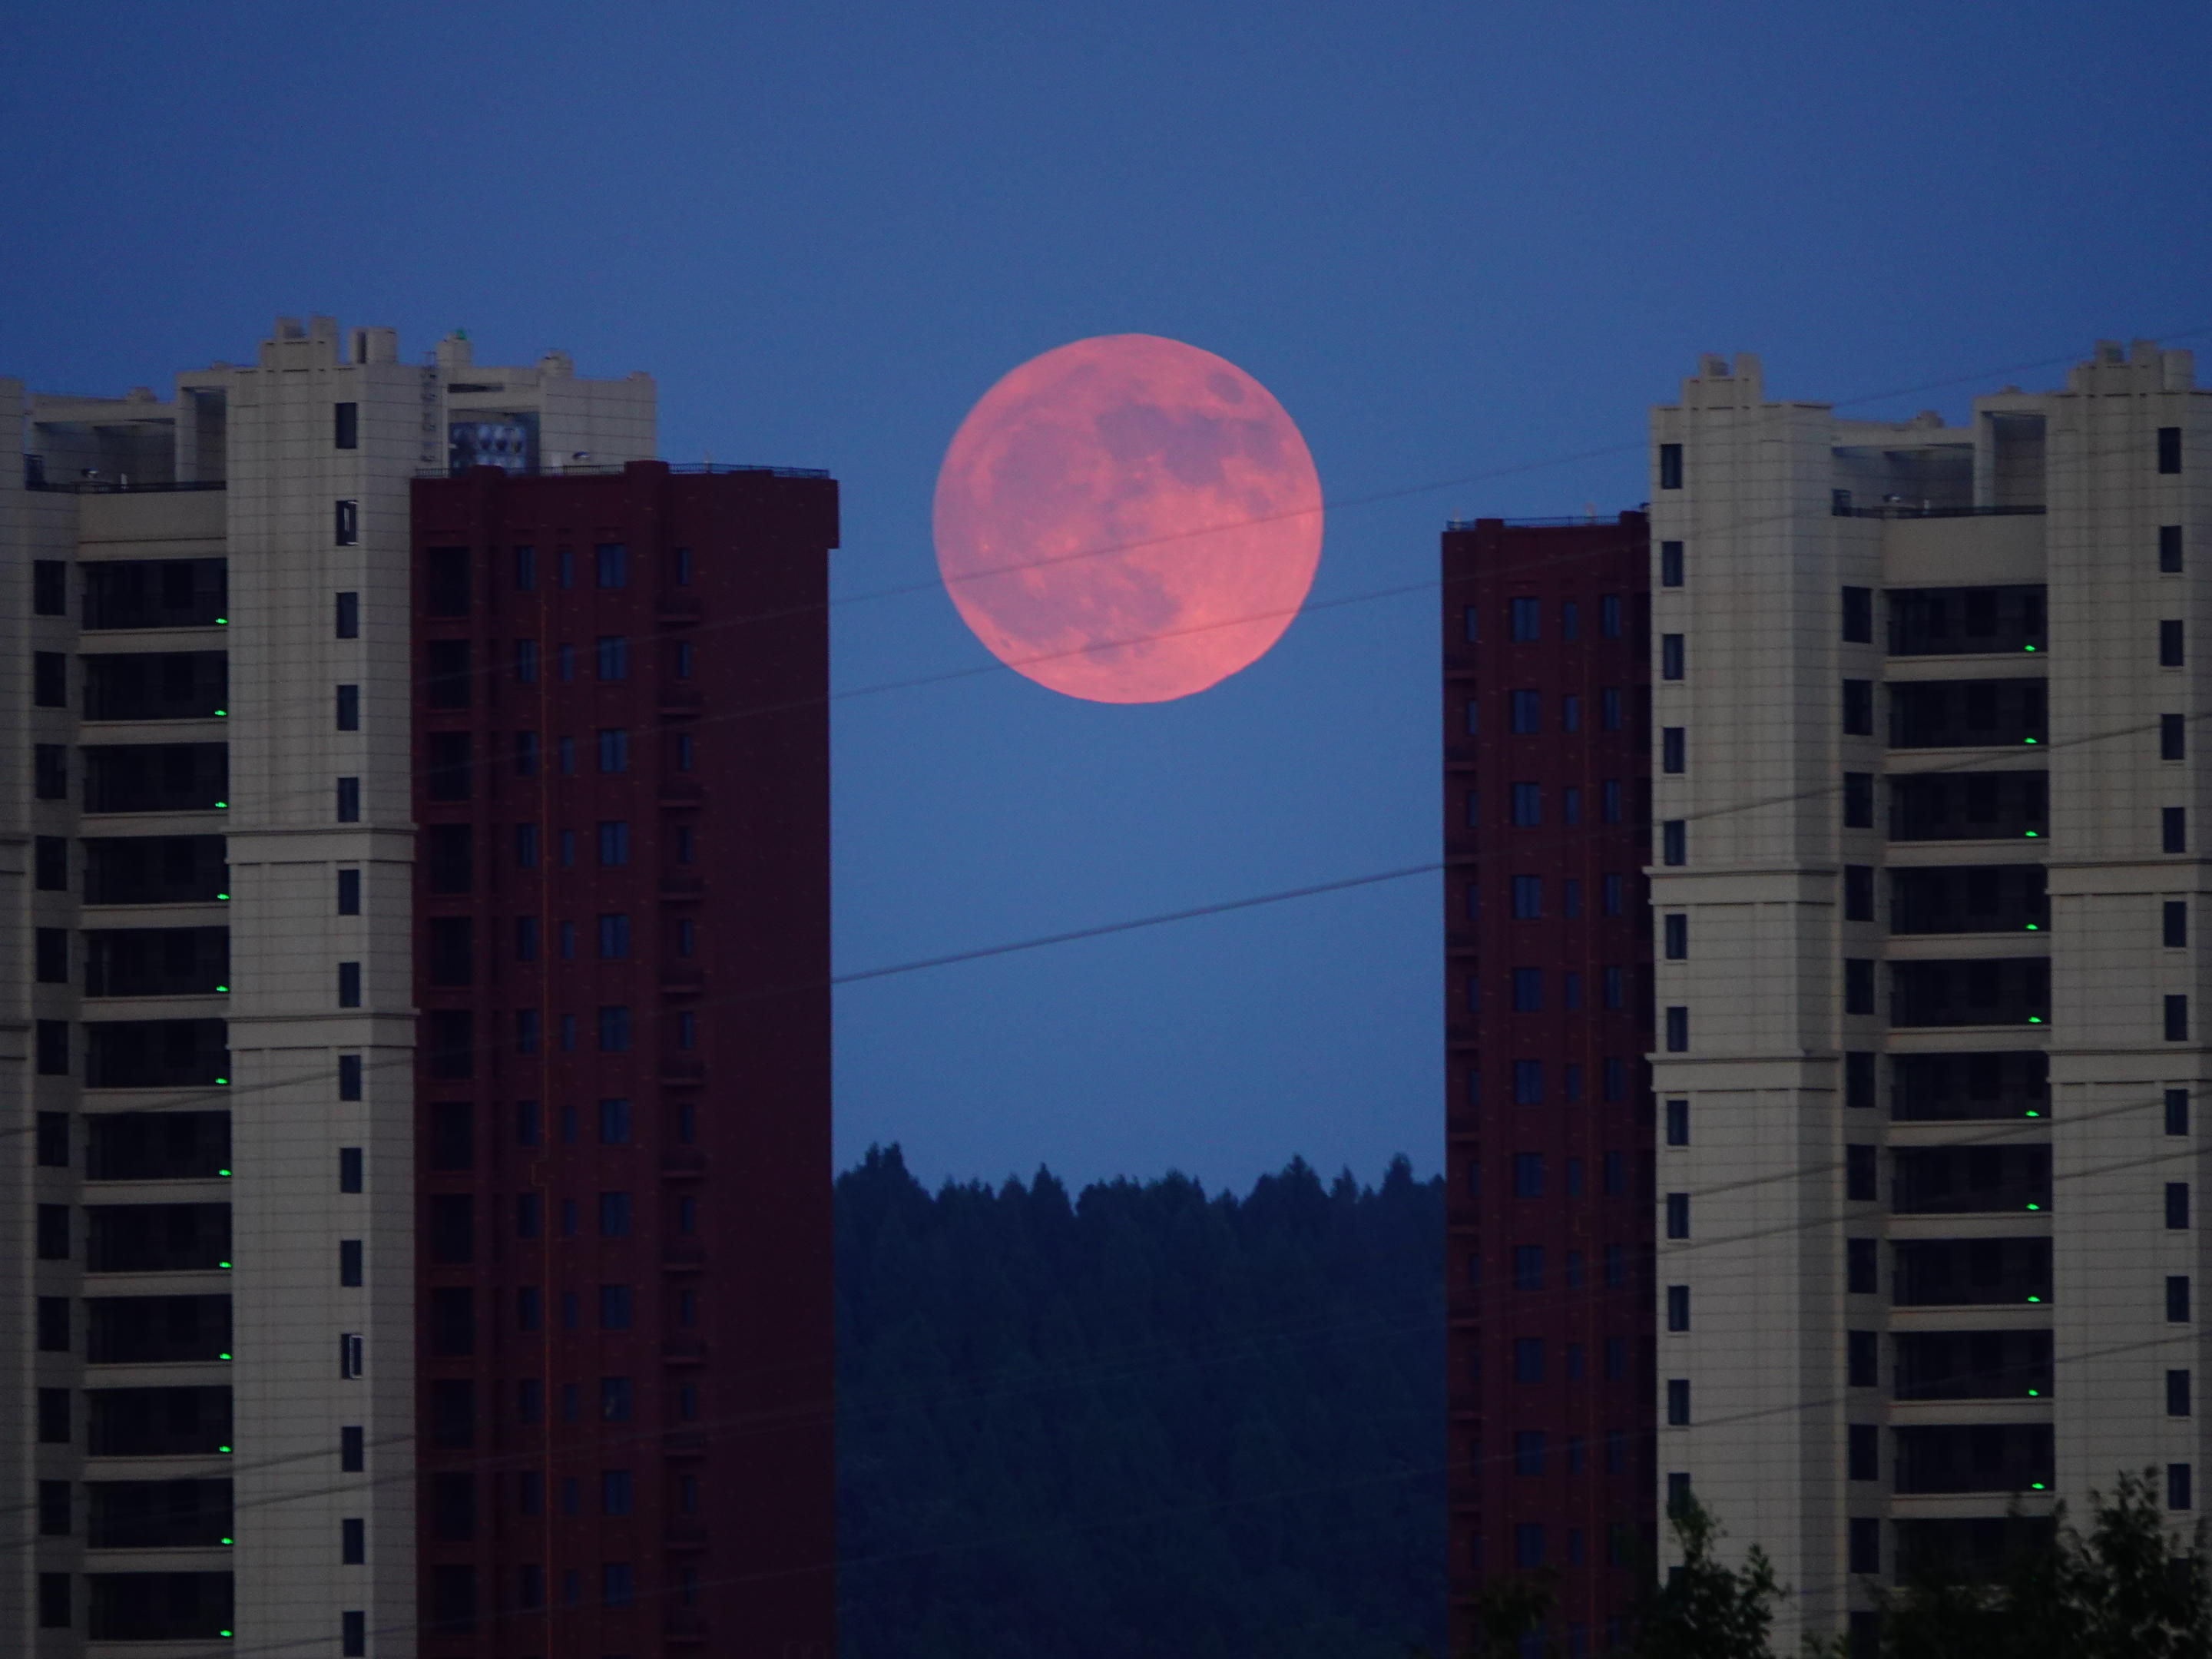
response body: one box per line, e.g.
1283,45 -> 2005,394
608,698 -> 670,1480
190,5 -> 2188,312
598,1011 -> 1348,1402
5,1 -> 2207,1187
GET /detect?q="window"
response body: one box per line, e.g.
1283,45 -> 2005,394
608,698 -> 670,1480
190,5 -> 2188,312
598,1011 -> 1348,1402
33,651 -> 65,707
331,681 -> 361,732
1511,876 -> 1542,919
338,1053 -> 364,1100
35,1111 -> 67,1167
35,1020 -> 68,1077
1845,1051 -> 1876,1110
1848,1423 -> 1879,1480
600,1376 -> 634,1421
2173,1370 -> 2194,1417
1600,594 -> 1623,639
595,544 -> 628,588
1512,969 -> 1543,1012
2167,1088 -> 2192,1136
1662,820 -> 1686,866
1663,913 -> 1687,960
1667,1379 -> 1690,1426
1513,1061 -> 1544,1105
2167,808 -> 2189,853
598,1005 -> 631,1051
335,499 -> 359,545
1514,1338 -> 1545,1383
1661,634 -> 1684,680
1842,586 -> 1873,644
675,824 -> 695,864
1602,1149 -> 1625,1193
1842,680 -> 1874,736
2173,1464 -> 2194,1512
596,1098 -> 632,1145
677,1010 -> 697,1050
1843,771 -> 1876,830
1562,694 -> 1581,733
597,913 -> 631,960
1846,1144 -> 1878,1202
1563,879 -> 1583,919
2169,995 -> 2191,1042
34,743 -> 66,800
2163,621 -> 2187,667
334,402 -> 359,449
675,732 -> 695,771
1843,864 -> 1875,922
2167,901 -> 2190,948
1664,1099 -> 1689,1145
1601,687 -> 1623,730
558,548 -> 575,589
1661,541 -> 1684,587
1601,779 -> 1622,823
1563,786 -> 1582,826
1849,1518 -> 1880,1577
1661,727 -> 1685,773
35,837 -> 65,891
1509,598 -> 1541,641
1514,1245 -> 1545,1290
339,1238 -> 364,1286
1513,1153 -> 1545,1197
1511,783 -> 1541,826
1665,1193 -> 1690,1239
597,820 -> 630,866
1461,604 -> 1479,643
513,546 -> 538,591
33,560 -> 66,616
2162,525 -> 2185,573
1657,443 -> 1683,489
1844,959 -> 1876,1016
1664,1005 -> 1689,1051
2158,426 -> 2183,474
590,727 -> 628,773
1515,1431 -> 1546,1476
1848,1330 -> 1878,1388
594,636 -> 628,680
598,1191 -> 633,1237
2172,1276 -> 2194,1323
1848,1238 -> 1878,1295
1601,965 -> 1625,1009
1561,601 -> 1580,641
336,775 -> 360,822
2171,1183 -> 2193,1230
337,961 -> 363,1008
2164,714 -> 2187,761
1509,690 -> 1541,733
556,644 -> 575,683
1667,1285 -> 1690,1331
599,1285 -> 634,1330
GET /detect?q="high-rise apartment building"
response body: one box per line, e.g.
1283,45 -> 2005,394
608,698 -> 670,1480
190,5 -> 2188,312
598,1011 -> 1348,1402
1444,513 -> 1655,1653
1650,340 -> 2207,1651
3,317 -> 836,1657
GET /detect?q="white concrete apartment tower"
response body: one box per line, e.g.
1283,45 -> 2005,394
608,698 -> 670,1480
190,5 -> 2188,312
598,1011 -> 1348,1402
1648,340 -> 2211,1651
2,319 -> 651,1657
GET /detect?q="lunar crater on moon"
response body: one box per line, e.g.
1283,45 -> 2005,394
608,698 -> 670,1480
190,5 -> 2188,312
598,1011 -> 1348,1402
932,333 -> 1323,704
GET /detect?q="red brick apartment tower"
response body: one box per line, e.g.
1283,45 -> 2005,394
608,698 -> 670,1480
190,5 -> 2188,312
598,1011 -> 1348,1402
1445,513 -> 1655,1654
410,459 -> 837,1658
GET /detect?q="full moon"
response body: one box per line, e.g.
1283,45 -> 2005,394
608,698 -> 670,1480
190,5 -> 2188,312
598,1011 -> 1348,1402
932,334 -> 1323,704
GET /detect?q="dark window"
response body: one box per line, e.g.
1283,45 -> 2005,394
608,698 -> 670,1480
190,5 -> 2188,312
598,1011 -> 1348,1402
1849,1423 -> 1879,1481
514,547 -> 537,591
598,1191 -> 632,1237
1514,1338 -> 1545,1382
338,1055 -> 363,1101
1846,1144 -> 1878,1202
336,961 -> 361,1008
336,776 -> 359,822
1667,1285 -> 1690,1331
1661,634 -> 1684,680
425,548 -> 469,618
2170,995 -> 2190,1042
1664,913 -> 1687,960
1660,541 -> 1684,587
38,1297 -> 69,1353
429,1290 -> 475,1359
1513,1154 -> 1545,1197
2158,426 -> 2182,474
2164,715 -> 2187,760
336,867 -> 361,915
2171,1184 -> 2193,1230
36,927 -> 68,984
1600,594 -> 1623,639
1849,1518 -> 1880,1578
39,1387 -> 70,1442
35,836 -> 67,891
597,820 -> 629,866
2163,620 -> 2187,667
1848,1237 -> 1878,1295
1849,1330 -> 1878,1389
2173,1464 -> 2194,1512
597,1005 -> 630,1051
38,1573 -> 68,1629
339,1147 -> 363,1192
598,1098 -> 631,1144
1667,1379 -> 1690,1426
1664,1005 -> 1689,1051
36,1111 -> 68,1167
342,1515 -> 365,1563
427,732 -> 471,801
1843,771 -> 1875,830
2172,1370 -> 2194,1417
1661,727 -> 1685,773
334,499 -> 359,545
2167,808 -> 2189,853
34,560 -> 67,616
339,1238 -> 363,1286
1509,598 -> 1541,641
1664,1099 -> 1689,1145
1601,687 -> 1624,730
599,1285 -> 633,1330
1513,1061 -> 1544,1105
426,639 -> 470,708
1842,680 -> 1874,736
1662,820 -> 1686,866
1510,875 -> 1541,919
596,728 -> 628,773
35,743 -> 68,800
428,1009 -> 474,1079
2171,1090 -> 2193,1136
34,651 -> 66,708
600,1376 -> 634,1420
1842,586 -> 1873,643
335,591 -> 359,637
1509,690 -> 1541,734
595,636 -> 628,680
1845,959 -> 1876,1016
2161,525 -> 2185,573
1512,968 -> 1542,1012
1514,1430 -> 1545,1475
1844,865 -> 1876,922
594,544 -> 628,588
1845,1051 -> 1876,1110
333,682 -> 359,731
1666,1193 -> 1690,1239
1658,443 -> 1683,489
1461,604 -> 1479,643
2167,902 -> 2190,948
333,402 -> 358,449
2172,1276 -> 2193,1323
37,1020 -> 70,1076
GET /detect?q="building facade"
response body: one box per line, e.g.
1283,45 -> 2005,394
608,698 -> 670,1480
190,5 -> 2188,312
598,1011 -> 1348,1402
1649,342 -> 2210,1649
3,318 -> 835,1657
1444,513 -> 1656,1653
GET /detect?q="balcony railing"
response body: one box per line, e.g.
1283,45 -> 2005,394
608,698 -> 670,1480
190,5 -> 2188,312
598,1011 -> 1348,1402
1832,498 -> 2045,519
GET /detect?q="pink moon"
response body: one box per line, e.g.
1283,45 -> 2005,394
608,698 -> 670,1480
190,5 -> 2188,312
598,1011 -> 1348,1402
932,334 -> 1323,704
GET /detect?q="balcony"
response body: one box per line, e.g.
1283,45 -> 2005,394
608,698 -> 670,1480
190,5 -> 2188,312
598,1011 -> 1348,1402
1894,1422 -> 2054,1495
1892,1145 -> 2051,1215
1895,1330 -> 2053,1401
1893,1238 -> 2050,1307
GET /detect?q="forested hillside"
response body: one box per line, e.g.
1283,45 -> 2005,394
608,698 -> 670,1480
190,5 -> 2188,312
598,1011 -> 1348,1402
836,1147 -> 1445,1658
